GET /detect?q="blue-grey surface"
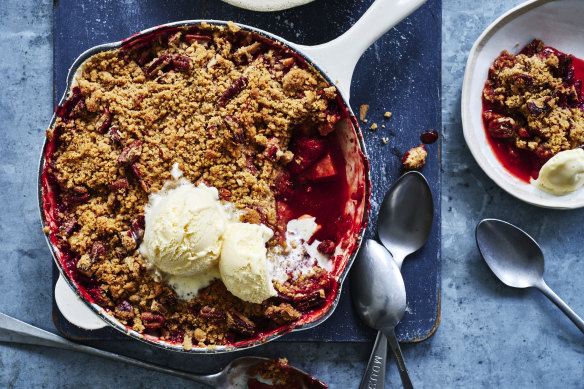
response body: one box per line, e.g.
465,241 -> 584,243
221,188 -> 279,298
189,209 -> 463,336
0,1 -> 582,389
50,0 -> 440,344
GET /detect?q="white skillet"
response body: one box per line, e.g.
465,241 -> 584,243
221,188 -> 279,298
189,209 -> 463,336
54,0 -> 426,335
462,0 -> 584,209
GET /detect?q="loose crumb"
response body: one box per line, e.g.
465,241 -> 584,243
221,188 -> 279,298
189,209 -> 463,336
359,104 -> 369,121
370,123 -> 378,131
381,124 -> 386,128
381,137 -> 389,144
384,111 -> 392,119
363,119 -> 368,123
402,145 -> 427,170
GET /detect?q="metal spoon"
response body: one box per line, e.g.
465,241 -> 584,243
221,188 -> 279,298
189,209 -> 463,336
0,312 -> 325,388
476,218 -> 584,334
353,172 -> 433,388
352,239 -> 412,389
378,171 -> 434,269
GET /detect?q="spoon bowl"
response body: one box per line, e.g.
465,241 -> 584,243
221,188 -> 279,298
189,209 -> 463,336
475,219 -> 544,288
352,239 -> 407,332
378,171 -> 433,268
352,239 -> 412,389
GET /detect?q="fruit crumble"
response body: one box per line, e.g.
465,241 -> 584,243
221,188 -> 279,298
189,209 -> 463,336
482,39 -> 584,182
42,22 -> 362,348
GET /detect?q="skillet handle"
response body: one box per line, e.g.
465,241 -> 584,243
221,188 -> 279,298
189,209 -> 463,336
295,0 -> 427,98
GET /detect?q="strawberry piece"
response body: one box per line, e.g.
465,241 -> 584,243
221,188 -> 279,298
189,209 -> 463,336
288,137 -> 326,174
304,153 -> 337,180
276,201 -> 294,224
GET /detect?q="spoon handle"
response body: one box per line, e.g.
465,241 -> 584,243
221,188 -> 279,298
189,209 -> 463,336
385,329 -> 414,389
359,331 -> 387,389
537,281 -> 584,334
0,313 -> 215,387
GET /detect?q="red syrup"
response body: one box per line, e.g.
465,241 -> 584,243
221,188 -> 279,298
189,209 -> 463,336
420,130 -> 439,144
482,44 -> 584,183
285,134 -> 350,243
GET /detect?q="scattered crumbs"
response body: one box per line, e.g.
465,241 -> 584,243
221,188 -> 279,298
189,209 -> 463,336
43,226 -> 50,233
359,104 -> 369,121
382,137 -> 389,144
381,124 -> 385,128
384,111 -> 392,119
363,119 -> 368,123
370,123 -> 378,131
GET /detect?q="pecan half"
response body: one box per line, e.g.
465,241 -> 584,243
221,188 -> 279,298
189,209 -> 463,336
109,126 -> 121,144
68,186 -> 90,204
58,217 -> 77,237
141,312 -> 166,329
227,311 -> 256,336
130,163 -> 150,192
171,55 -> 191,72
293,289 -> 326,312
117,140 -> 142,165
218,76 -> 248,107
199,306 -> 226,323
223,115 -> 244,143
109,178 -> 129,192
218,188 -> 232,201
145,55 -> 172,77
89,241 -> 106,262
184,34 -> 212,44
95,108 -> 112,133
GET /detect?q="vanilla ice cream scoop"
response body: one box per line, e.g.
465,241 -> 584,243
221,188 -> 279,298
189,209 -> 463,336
533,148 -> 584,195
219,223 -> 277,304
140,181 -> 227,276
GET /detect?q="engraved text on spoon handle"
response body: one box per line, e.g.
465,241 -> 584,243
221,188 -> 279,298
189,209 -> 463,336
359,331 -> 387,389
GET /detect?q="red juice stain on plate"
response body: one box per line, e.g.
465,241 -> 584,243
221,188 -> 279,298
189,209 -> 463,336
482,44 -> 584,183
420,130 -> 439,144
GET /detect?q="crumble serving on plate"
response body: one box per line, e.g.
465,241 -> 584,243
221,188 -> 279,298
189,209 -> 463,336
482,39 -> 584,179
43,23 -> 352,348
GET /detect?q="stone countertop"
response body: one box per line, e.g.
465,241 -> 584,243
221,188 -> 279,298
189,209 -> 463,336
0,0 -> 582,387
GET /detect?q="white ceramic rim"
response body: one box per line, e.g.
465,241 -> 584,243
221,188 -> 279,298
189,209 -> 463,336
221,0 -> 315,12
461,0 -> 584,209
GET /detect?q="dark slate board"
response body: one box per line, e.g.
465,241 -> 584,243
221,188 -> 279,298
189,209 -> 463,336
52,0 -> 441,343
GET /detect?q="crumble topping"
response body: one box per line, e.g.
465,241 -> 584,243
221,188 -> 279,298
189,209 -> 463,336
44,23 -> 343,347
483,39 -> 584,161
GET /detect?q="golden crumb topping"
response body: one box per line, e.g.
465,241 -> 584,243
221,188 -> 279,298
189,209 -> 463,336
44,24 -> 340,347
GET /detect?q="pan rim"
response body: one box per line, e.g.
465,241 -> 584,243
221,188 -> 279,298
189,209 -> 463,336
39,19 -> 371,353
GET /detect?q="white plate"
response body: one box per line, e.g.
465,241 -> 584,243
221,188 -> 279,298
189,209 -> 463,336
461,0 -> 584,209
221,0 -> 314,12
